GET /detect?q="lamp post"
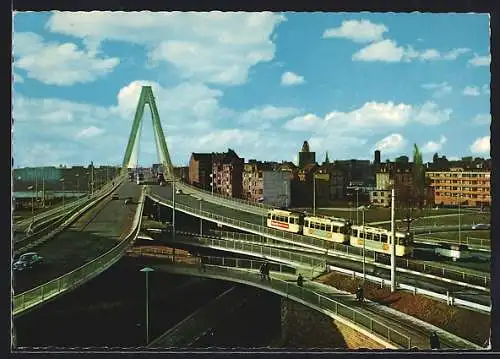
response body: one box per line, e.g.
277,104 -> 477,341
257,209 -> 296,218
28,185 -> 34,227
390,188 -> 396,292
458,193 -> 461,245
210,172 -> 214,195
41,168 -> 45,208
356,187 -> 360,225
313,176 -> 316,216
60,178 -> 65,210
362,207 -> 366,282
139,267 -> 155,345
75,173 -> 80,197
198,197 -> 203,238
172,177 -> 176,259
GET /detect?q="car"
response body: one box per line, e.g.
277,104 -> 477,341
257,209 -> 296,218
112,193 -> 119,200
472,223 -> 490,230
13,252 -> 43,272
176,189 -> 183,195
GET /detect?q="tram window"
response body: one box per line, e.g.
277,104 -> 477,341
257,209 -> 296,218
326,224 -> 332,232
381,234 -> 388,243
366,233 -> 372,240
268,213 -> 271,219
290,217 -> 295,225
271,214 -> 276,220
352,229 -> 358,237
320,224 -> 326,231
373,234 -> 380,242
359,232 -> 364,239
305,220 -> 309,227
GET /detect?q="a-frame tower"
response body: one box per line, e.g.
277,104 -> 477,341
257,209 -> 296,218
122,86 -> 174,179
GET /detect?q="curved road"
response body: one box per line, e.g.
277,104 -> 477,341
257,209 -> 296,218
13,182 -> 142,294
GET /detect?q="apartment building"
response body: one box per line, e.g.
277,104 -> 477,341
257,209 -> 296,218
426,168 -> 491,207
212,149 -> 244,198
188,153 -> 213,190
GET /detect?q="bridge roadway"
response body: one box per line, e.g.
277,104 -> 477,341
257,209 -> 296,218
133,249 -> 481,350
13,181 -> 142,295
147,185 -> 491,291
139,229 -> 491,311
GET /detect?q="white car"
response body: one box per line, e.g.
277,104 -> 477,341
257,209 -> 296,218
472,223 -> 490,230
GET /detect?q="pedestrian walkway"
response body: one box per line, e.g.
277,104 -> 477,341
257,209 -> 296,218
141,254 -> 482,350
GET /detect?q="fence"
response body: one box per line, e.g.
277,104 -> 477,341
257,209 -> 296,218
146,253 -> 411,349
414,234 -> 490,251
159,233 -> 326,278
14,177 -> 124,254
12,186 -> 144,317
146,192 -> 490,289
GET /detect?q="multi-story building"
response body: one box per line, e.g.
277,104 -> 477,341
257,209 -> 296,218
298,141 -> 316,168
212,149 -> 244,198
263,170 -> 291,207
335,159 -> 374,192
188,153 -> 213,190
426,168 -> 491,207
315,163 -> 345,204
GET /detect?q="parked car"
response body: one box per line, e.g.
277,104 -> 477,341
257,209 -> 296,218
472,223 -> 490,230
112,193 -> 119,200
13,252 -> 43,272
176,189 -> 183,195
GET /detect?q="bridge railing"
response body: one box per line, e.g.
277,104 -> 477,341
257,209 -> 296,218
162,234 -> 326,278
12,186 -> 145,317
147,193 -> 491,289
137,251 -> 411,349
14,177 -> 125,254
175,179 -> 274,210
15,173 -> 123,230
414,234 -> 490,250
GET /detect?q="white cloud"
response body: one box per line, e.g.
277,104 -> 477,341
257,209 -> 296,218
421,135 -> 447,153
462,86 -> 480,96
75,126 -> 105,139
421,82 -> 452,98
353,38 -> 470,63
472,114 -> 491,125
412,102 -> 452,125
470,136 -> 490,154
47,12 -> 286,86
239,105 -> 301,124
322,19 -> 388,43
442,48 -> 471,60
13,32 -> 120,86
352,39 -> 405,62
284,114 -> 322,131
468,53 -> 491,67
373,133 -> 406,154
281,71 -> 305,86
283,100 -> 450,135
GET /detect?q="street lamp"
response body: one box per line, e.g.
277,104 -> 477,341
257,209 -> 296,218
139,267 -> 155,345
75,173 -> 80,197
355,187 -> 360,225
210,172 -> 214,195
362,207 -> 366,282
197,197 -> 203,238
313,176 -> 316,216
60,178 -> 65,210
27,185 -> 34,227
458,193 -> 461,245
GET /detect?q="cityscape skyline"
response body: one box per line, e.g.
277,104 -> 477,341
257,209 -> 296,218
13,12 -> 490,168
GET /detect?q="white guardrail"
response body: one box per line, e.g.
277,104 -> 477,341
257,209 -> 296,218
130,250 -> 410,349
145,192 -> 490,291
175,181 -> 271,215
327,265 -> 491,314
14,176 -> 125,255
414,235 -> 490,252
12,186 -> 145,317
151,230 -> 490,314
15,174 -> 124,231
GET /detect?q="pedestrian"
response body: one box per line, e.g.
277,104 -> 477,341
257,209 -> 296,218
297,273 -> 303,287
356,286 -> 364,302
265,262 -> 271,280
429,331 -> 440,350
260,263 -> 266,279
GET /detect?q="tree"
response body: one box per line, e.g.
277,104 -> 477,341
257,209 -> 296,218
412,144 -> 426,209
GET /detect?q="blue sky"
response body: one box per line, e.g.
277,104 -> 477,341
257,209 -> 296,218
12,12 -> 491,168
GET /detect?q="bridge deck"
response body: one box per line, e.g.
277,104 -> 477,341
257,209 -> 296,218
13,182 -> 142,294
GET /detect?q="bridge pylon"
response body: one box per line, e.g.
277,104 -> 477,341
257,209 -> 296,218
122,86 -> 174,179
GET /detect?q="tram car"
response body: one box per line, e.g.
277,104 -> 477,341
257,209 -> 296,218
434,243 -> 471,261
267,209 -> 305,234
349,225 -> 414,257
303,216 -> 351,243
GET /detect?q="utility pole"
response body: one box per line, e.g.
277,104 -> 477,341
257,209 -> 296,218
458,194 -> 461,245
91,161 -> 95,197
313,176 -> 316,216
172,176 -> 176,260
42,168 -> 45,208
362,208 -> 366,282
391,188 -> 396,292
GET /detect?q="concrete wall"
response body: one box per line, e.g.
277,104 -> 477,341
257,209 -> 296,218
280,298 -> 385,349
263,171 -> 290,207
